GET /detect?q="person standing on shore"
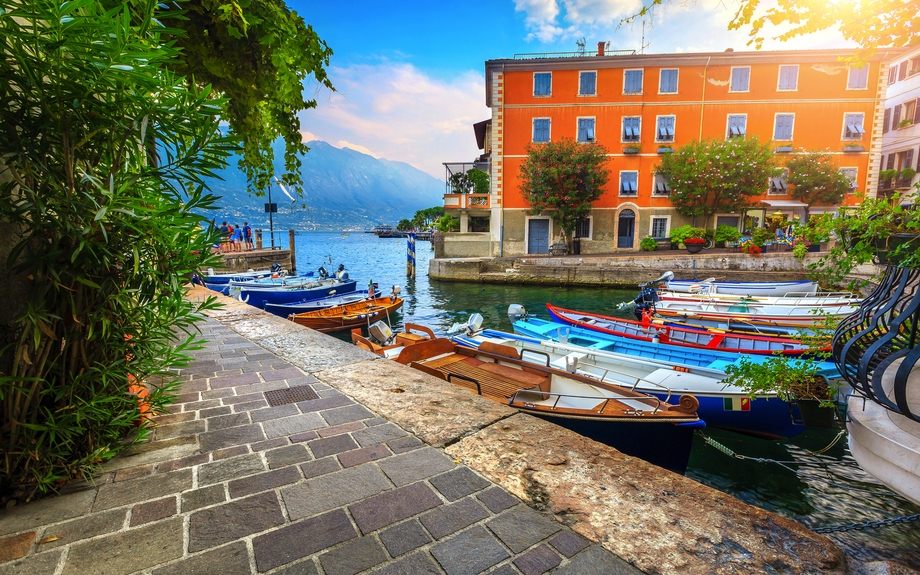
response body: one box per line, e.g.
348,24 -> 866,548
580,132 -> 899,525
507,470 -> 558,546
227,223 -> 235,252
218,221 -> 229,253
233,224 -> 243,252
243,222 -> 253,251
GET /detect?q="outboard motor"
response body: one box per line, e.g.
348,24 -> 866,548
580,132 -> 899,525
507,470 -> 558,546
390,285 -> 401,298
335,264 -> 349,281
508,304 -> 528,324
465,313 -> 483,336
368,321 -> 394,345
633,288 -> 659,321
270,263 -> 283,273
317,265 -> 329,279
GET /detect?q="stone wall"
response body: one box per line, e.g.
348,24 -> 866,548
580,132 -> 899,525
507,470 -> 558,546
435,232 -> 494,259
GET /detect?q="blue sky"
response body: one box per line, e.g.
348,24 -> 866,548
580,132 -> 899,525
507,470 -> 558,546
290,0 -> 852,179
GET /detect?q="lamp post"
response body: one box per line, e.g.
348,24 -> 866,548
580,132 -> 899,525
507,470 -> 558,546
265,180 -> 277,249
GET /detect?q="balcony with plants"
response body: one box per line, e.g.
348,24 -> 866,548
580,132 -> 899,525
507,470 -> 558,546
442,162 -> 491,211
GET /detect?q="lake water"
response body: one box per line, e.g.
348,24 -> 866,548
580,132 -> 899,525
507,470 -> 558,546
272,230 -> 920,567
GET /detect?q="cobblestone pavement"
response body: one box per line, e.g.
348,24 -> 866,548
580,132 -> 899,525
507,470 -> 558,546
0,317 -> 640,575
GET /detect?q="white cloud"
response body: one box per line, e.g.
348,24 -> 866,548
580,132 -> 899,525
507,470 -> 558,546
563,0 -> 643,24
298,63 -> 487,179
299,131 -> 318,142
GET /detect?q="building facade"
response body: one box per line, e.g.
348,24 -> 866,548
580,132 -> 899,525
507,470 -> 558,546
450,47 -> 895,256
880,46 -> 920,200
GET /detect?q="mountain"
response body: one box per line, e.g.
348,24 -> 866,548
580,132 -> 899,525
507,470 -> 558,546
204,140 -> 444,230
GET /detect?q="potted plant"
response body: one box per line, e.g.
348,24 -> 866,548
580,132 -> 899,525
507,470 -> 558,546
879,169 -> 899,183
669,225 -> 706,250
657,146 -> 673,154
640,236 -> 658,252
684,237 -> 706,254
712,225 -> 741,248
623,144 -> 641,154
897,118 -> 913,129
792,238 -> 810,260
740,242 -> 762,257
900,167 -> 917,182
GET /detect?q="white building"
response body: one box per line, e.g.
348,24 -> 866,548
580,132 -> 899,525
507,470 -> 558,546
879,47 -> 920,200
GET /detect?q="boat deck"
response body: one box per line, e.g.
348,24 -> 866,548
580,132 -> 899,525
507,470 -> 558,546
421,355 -> 547,400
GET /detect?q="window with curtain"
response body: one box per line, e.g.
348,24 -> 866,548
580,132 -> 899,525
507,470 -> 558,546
533,118 -> 550,143
622,116 -> 641,141
624,70 -> 643,94
659,69 -> 678,93
840,168 -> 858,193
579,71 -> 597,95
577,118 -> 595,142
533,73 -> 552,96
730,67 -> 750,92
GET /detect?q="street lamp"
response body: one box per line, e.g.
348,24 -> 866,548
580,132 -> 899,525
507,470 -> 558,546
265,180 -> 278,249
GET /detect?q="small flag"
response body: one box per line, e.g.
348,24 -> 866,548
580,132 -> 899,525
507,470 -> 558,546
723,397 -> 751,411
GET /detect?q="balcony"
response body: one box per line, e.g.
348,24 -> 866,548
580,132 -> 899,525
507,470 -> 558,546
444,193 -> 490,210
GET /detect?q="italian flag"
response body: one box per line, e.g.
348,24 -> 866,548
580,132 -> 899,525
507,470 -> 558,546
723,397 -> 751,411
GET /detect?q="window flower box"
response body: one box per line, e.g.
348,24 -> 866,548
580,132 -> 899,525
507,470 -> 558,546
623,146 -> 641,155
843,145 -> 864,152
774,146 -> 793,153
657,146 -> 673,154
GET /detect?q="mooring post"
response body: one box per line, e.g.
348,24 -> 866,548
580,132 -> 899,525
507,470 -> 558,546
255,229 -> 263,250
289,230 -> 296,272
407,232 -> 416,278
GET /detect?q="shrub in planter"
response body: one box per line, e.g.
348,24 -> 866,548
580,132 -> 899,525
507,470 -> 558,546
640,236 -> 658,251
669,225 -> 706,246
712,225 -> 741,246
751,227 -> 773,247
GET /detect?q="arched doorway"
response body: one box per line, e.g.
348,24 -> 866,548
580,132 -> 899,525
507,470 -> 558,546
617,209 -> 635,248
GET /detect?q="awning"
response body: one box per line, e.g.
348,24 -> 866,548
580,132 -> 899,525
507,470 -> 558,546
758,200 -> 809,208
473,119 -> 491,150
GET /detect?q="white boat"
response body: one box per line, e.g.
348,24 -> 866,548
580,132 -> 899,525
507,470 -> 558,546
657,290 -> 860,308
666,278 -> 819,296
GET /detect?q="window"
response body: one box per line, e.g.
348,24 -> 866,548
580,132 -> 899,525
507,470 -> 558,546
533,118 -> 550,143
533,72 -> 552,96
579,71 -> 597,96
622,116 -> 641,142
716,216 -> 739,229
651,217 -> 669,238
770,169 -> 789,195
659,69 -> 678,93
730,67 -> 750,92
774,114 -> 794,140
902,100 -> 918,128
898,149 -> 915,173
911,57 -> 920,77
624,69 -> 643,94
574,217 -> 591,239
777,65 -> 798,90
848,66 -> 869,89
577,118 -> 595,142
889,66 -> 898,85
653,174 -> 671,196
884,108 -> 891,133
893,105 -> 901,127
899,61 -> 909,81
843,113 -> 865,139
656,116 -> 675,142
727,115 -> 747,139
840,168 -> 858,193
620,171 -> 638,195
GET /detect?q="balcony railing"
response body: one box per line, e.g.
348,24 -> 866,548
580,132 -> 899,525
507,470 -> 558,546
514,49 -> 636,60
444,193 -> 491,210
443,162 -> 490,194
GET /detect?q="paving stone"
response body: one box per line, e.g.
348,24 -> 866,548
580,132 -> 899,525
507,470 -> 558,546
114,464 -> 155,482
300,457 -> 341,479
207,412 -> 251,431
338,444 -> 392,468
212,445 -> 249,460
246,352 -> 276,361
62,517 -> 183,575
548,531 -> 589,558
150,412 -> 197,425
236,379 -> 290,394
199,405 -> 232,418
429,467 -> 492,502
156,453 -> 209,474
318,388 -> 344,398
151,541 -> 251,575
199,423 -> 265,452
221,392 -> 264,405
0,532 -> 34,563
130,496 -> 177,526
198,453 -> 265,485
290,430 -> 319,443
0,549 -> 64,575
321,404 -> 375,426
36,509 -> 126,550
352,423 -> 409,447
180,380 -> 208,392
250,404 -> 299,423
253,509 -> 357,573
229,466 -> 302,499
155,419 -> 207,440
286,375 -> 319,386
308,434 -> 359,459
387,436 -> 424,454
181,399 -> 223,412
263,413 -> 326,438
173,392 -> 200,403
430,525 -> 510,575
188,491 -> 284,552
484,566 -> 517,575
420,497 -> 490,540
296,395 -> 354,413
181,485 -> 227,513
210,373 -> 261,389
262,367 -> 304,381
477,487 -> 519,514
266,444 -> 312,469
348,482 -> 442,534
371,552 -> 442,575
513,545 -> 561,575
273,560 -> 319,575
377,447 -> 455,487
282,464 -> 391,521
252,437 -> 289,451
319,536 -> 387,575
317,421 -> 364,437
93,469 -> 192,512
201,388 -> 235,400
363,417 -> 387,427
485,507 -> 562,554
378,520 -> 432,558
551,545 -> 641,575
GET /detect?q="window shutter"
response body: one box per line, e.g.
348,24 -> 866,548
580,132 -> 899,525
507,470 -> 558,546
580,74 -> 589,94
889,67 -> 897,84
884,108 -> 891,133
888,154 -> 896,170
906,149 -> 915,171
915,100 -> 920,124
740,67 -> 750,89
578,119 -> 586,140
900,61 -> 908,81
893,106 -> 901,126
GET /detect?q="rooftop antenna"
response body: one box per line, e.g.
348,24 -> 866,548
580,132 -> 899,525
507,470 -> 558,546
640,16 -> 652,54
576,37 -> 586,56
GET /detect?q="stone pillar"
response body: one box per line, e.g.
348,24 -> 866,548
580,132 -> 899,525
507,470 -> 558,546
459,211 -> 469,233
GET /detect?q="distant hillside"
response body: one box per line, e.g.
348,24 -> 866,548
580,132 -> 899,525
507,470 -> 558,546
205,140 -> 444,230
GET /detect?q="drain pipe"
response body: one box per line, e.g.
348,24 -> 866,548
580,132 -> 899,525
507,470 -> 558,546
500,63 -> 505,257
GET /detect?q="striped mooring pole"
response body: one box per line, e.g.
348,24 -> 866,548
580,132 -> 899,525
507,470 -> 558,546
407,232 -> 416,278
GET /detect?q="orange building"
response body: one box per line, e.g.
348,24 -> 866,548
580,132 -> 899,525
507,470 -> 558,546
447,47 -> 892,256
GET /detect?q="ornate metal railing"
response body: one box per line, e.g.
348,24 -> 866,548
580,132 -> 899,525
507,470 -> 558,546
833,263 -> 920,422
513,49 -> 636,59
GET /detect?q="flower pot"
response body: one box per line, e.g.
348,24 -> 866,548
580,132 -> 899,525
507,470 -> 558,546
715,241 -> 725,248
623,148 -> 640,155
685,243 -> 704,254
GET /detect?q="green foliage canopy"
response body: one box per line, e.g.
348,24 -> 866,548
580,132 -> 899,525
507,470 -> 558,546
520,138 -> 610,239
655,137 -> 778,227
785,151 -> 853,220
411,206 -> 445,229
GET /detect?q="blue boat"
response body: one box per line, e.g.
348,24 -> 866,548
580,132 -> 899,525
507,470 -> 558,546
234,279 -> 357,310
263,289 -> 381,317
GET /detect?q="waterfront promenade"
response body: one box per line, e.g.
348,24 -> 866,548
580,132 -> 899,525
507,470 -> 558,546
0,286 -> 849,574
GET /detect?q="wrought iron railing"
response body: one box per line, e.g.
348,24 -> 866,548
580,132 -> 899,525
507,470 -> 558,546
513,49 -> 636,59
833,264 -> 920,422
443,162 -> 490,194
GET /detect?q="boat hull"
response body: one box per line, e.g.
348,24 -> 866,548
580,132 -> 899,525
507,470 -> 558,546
666,279 -> 818,296
239,280 -> 357,309
289,296 -> 403,333
263,289 -> 380,317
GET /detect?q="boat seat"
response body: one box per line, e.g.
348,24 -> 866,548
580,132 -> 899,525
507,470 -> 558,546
432,357 -> 549,399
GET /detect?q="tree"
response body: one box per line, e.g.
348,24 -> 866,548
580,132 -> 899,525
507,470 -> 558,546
655,137 -> 779,228
519,138 -> 610,241
785,151 -> 853,222
397,219 -> 412,231
411,206 -> 444,229
624,0 -> 917,59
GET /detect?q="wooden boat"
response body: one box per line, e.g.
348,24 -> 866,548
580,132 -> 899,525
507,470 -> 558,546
233,279 -> 357,310
264,289 -> 380,317
665,278 -> 819,296
353,329 -> 703,474
289,296 -> 403,333
546,304 -> 825,356
656,290 -> 860,308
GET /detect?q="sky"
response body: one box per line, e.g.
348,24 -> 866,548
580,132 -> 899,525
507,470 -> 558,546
290,0 -> 854,180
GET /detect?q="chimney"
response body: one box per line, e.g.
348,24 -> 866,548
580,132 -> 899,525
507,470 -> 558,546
725,48 -> 734,52
598,42 -> 605,57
